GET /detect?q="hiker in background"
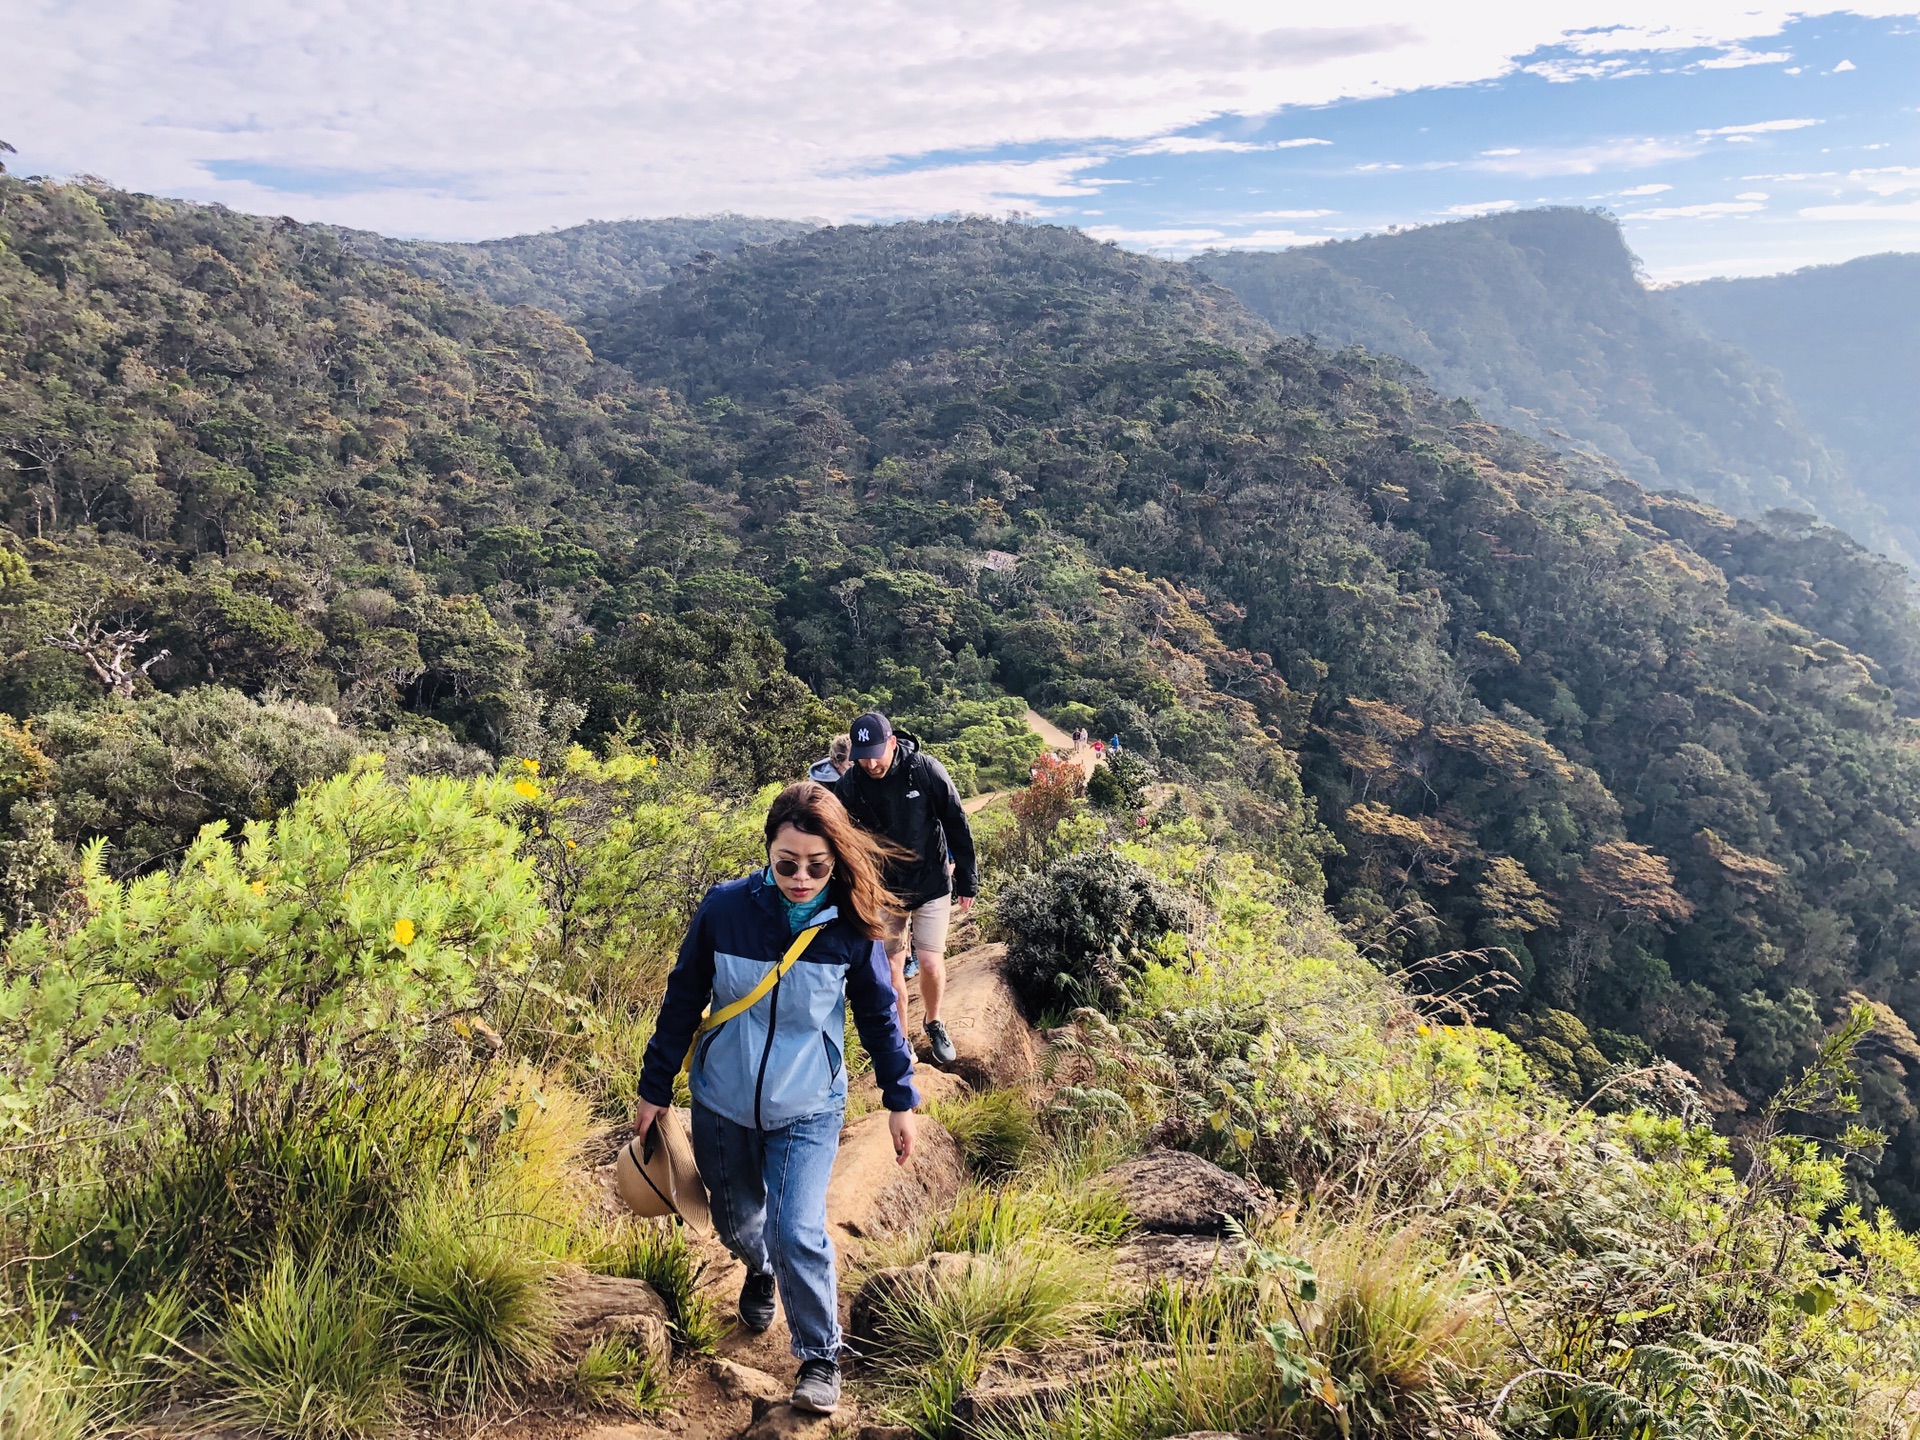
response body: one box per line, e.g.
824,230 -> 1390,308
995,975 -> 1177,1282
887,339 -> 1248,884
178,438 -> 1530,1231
808,733 -> 852,784
1072,726 -> 1087,754
834,711 -> 978,1067
633,781 -> 918,1417
1109,734 -> 1123,755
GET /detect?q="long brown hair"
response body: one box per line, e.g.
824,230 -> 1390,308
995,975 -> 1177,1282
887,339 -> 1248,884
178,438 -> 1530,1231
764,781 -> 905,939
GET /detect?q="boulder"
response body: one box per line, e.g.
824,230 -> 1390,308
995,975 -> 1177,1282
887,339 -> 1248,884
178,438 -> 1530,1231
827,1111 -> 964,1252
1112,1232 -> 1247,1288
954,1353 -> 1166,1434
1096,1149 -> 1271,1235
548,1270 -> 671,1369
928,943 -> 1040,1090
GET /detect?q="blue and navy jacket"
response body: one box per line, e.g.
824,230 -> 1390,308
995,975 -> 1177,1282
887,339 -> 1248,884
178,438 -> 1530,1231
637,872 -> 920,1129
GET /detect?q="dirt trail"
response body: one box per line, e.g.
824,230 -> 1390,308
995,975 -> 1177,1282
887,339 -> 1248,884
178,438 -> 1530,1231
962,709 -> 1098,815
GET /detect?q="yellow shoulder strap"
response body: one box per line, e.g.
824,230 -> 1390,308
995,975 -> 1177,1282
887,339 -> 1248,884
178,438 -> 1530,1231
681,922 -> 824,1074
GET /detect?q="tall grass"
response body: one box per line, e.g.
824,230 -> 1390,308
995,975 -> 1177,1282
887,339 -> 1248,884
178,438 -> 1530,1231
0,1338 -> 95,1440
202,1249 -> 400,1440
385,1185 -> 558,1412
932,1090 -> 1042,1180
589,1220 -> 723,1354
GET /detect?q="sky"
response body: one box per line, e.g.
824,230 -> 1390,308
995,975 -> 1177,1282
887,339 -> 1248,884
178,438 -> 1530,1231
5,2 -> 1919,281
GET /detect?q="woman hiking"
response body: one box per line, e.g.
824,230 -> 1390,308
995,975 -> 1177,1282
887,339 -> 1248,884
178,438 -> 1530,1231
633,781 -> 920,1415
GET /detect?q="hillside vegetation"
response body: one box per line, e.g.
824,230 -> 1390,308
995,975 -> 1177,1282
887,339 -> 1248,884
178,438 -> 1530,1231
1193,210 -> 1896,559
336,214 -> 816,318
10,180 -> 1920,1435
1673,252 -> 1920,563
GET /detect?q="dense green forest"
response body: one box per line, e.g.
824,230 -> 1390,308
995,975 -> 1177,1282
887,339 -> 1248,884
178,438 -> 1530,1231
335,214 -> 816,319
1674,251 -> 1920,563
10,178 -> 1920,1219
1193,210 -> 1899,562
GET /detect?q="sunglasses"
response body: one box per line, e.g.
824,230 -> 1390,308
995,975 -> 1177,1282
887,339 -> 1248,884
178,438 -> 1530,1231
772,857 -> 835,881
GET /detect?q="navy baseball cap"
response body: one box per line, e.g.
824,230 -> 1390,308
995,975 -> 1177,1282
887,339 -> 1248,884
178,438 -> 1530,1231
848,712 -> 893,759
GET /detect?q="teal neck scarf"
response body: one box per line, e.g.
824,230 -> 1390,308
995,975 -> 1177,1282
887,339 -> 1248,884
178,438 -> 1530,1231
768,868 -> 832,934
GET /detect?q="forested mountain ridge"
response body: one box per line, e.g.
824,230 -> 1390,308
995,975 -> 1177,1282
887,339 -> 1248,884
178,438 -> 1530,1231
1673,252 -> 1920,562
335,213 -> 817,317
1192,209 -> 1899,561
12,181 -> 1920,1214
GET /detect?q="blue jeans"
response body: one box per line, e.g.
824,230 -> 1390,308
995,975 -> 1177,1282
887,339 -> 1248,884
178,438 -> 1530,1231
690,1101 -> 845,1361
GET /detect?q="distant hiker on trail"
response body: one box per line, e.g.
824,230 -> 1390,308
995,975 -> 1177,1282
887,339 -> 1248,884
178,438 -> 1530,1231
834,711 -> 978,1067
808,733 -> 852,784
1072,726 -> 1087,754
634,781 -> 918,1417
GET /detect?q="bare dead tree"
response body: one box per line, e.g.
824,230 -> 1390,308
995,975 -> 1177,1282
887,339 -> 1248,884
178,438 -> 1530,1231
45,611 -> 169,698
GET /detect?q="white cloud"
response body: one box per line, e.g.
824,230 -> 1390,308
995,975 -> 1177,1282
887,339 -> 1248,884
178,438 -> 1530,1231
1204,228 -> 1339,248
1443,199 -> 1519,214
1736,191 -> 1770,200
1083,225 -> 1226,248
1833,57 -> 1858,69
1617,182 -> 1674,195
1852,166 -> 1920,194
1471,137 -> 1701,175
1252,208 -> 1336,218
1697,118 -> 1820,135
1801,200 -> 1920,220
1696,48 -> 1792,67
4,1 -> 1916,236
1131,135 -> 1330,154
1629,199 -> 1767,219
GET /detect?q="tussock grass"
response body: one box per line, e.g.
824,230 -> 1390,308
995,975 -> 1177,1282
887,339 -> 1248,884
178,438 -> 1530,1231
973,1212 -> 1498,1440
202,1249 -> 400,1440
568,1335 -> 677,1416
932,1090 -> 1041,1179
589,1220 -> 723,1354
0,1339 -> 96,1440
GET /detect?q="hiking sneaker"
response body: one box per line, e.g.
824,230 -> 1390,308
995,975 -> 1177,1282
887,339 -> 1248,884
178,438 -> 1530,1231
791,1358 -> 841,1414
902,953 -> 920,980
738,1271 -> 776,1332
925,1019 -> 958,1066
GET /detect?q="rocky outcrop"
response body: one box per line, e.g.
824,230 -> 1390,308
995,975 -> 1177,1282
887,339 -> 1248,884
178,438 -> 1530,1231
930,943 -> 1040,1091
1112,1232 -> 1247,1288
1096,1149 -> 1271,1235
848,1251 -> 983,1349
548,1270 -> 673,1369
826,1111 -> 964,1252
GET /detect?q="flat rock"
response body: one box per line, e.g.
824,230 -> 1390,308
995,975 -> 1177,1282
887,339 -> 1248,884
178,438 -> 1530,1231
709,1356 -> 789,1403
549,1270 -> 672,1368
1096,1148 -> 1272,1235
743,1399 -> 858,1437
1112,1232 -> 1247,1288
928,943 -> 1040,1090
826,1111 -> 964,1254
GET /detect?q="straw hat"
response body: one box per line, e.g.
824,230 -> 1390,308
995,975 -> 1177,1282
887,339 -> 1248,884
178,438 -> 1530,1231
614,1108 -> 712,1231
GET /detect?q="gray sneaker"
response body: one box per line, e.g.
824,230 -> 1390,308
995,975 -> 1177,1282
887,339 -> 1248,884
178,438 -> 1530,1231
738,1271 -> 776,1332
791,1358 -> 841,1414
925,1019 -> 958,1066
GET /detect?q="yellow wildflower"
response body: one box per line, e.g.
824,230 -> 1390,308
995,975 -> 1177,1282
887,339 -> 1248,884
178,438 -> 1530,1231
513,779 -> 540,800
250,880 -> 266,896
521,757 -> 540,773
392,918 -> 416,947
565,839 -> 578,849
1416,1023 -> 1431,1037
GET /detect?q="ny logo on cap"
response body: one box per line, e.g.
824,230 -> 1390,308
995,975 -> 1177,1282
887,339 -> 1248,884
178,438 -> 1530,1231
857,727 -> 871,741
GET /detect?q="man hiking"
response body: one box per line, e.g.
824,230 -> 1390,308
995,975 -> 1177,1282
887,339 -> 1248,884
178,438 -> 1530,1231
834,711 -> 977,1066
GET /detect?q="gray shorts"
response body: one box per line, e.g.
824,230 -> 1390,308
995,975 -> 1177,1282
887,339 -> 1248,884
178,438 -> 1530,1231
883,894 -> 952,960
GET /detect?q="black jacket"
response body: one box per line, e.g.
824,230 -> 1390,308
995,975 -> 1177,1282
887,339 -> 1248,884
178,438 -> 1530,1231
834,733 -> 978,909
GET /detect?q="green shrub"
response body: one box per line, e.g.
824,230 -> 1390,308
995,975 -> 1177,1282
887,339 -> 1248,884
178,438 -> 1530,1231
589,1221 -> 723,1354
0,1335 -> 95,1440
1085,751 -> 1154,812
872,1245 -> 1110,1367
203,1250 -> 400,1440
994,849 -> 1191,1017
